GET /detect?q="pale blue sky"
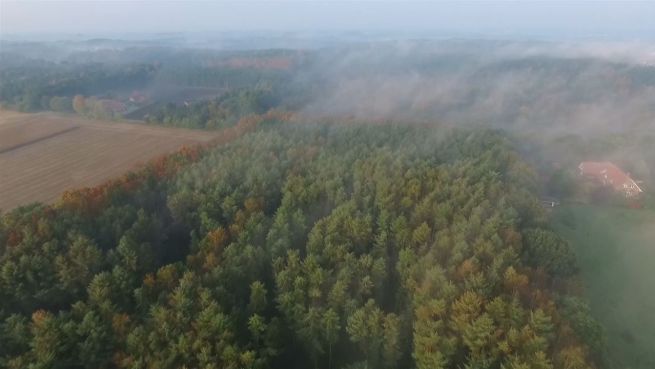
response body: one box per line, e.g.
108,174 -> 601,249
2,1 -> 654,40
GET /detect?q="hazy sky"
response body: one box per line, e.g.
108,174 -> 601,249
2,1 -> 655,39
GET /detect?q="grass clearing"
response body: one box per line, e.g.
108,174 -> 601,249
553,204 -> 655,369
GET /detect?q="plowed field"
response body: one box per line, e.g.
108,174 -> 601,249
0,111 -> 215,210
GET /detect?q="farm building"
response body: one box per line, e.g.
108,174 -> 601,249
578,161 -> 643,197
129,91 -> 147,104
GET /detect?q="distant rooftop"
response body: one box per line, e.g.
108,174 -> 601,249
579,161 -> 643,196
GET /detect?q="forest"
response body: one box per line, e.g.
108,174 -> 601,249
4,39 -> 655,136
0,43 -> 299,121
3,37 -> 655,369
0,61 -> 157,113
144,88 -> 281,129
0,116 -> 603,369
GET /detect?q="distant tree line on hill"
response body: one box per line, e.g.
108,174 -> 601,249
0,50 -> 301,126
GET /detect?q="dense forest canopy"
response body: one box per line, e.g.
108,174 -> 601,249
0,120 -> 603,369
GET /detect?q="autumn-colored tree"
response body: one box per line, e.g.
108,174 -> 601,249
72,95 -> 86,114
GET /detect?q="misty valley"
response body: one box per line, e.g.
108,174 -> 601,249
1,36 -> 654,369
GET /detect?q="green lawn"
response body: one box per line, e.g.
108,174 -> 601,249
553,205 -> 655,369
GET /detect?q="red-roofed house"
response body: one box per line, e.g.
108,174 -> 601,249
578,161 -> 643,197
129,91 -> 147,104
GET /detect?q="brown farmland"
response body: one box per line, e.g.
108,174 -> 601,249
0,111 -> 216,211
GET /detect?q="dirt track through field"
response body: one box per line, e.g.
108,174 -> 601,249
0,126 -> 80,154
0,111 -> 216,211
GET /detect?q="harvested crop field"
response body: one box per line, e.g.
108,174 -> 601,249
0,111 -> 216,211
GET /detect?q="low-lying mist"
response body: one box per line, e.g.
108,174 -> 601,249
282,40 -> 655,186
299,40 -> 655,135
3,38 -> 654,181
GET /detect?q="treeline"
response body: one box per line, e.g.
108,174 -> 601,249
0,48 -> 303,124
156,61 -> 292,90
145,88 -> 282,129
0,121 -> 603,369
0,63 -> 156,112
152,49 -> 300,89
